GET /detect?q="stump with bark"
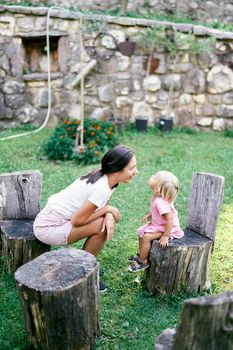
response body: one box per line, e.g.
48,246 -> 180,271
15,248 -> 100,350
0,170 -> 50,271
155,291 -> 233,350
0,220 -> 50,271
145,172 -> 224,295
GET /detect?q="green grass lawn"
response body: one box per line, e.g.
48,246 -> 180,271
0,126 -> 233,350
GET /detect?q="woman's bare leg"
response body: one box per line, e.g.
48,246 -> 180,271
67,217 -> 107,256
139,232 -> 163,262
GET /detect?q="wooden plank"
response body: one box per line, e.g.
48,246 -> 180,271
186,172 -> 224,240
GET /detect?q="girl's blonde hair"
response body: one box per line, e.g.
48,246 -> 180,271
152,171 -> 179,203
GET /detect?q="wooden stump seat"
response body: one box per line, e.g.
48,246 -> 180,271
15,248 -> 100,350
0,220 -> 50,271
0,170 -> 50,271
145,172 -> 224,295
155,291 -> 233,350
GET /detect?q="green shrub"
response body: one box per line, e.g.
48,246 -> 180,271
224,128 -> 233,138
43,117 -> 118,164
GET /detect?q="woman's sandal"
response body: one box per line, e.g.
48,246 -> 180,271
128,258 -> 149,272
128,253 -> 140,262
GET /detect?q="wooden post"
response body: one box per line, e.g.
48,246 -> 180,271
15,248 -> 100,350
0,170 -> 50,271
145,173 -> 224,295
155,291 -> 233,350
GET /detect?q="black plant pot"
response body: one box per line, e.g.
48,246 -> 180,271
159,117 -> 173,132
118,38 -> 136,57
135,117 -> 148,132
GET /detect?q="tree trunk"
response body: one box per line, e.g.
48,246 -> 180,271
155,291 -> 233,350
15,248 -> 100,350
173,292 -> 233,350
0,220 -> 50,271
145,229 -> 213,295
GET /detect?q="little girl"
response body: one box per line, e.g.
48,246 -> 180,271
129,171 -> 184,272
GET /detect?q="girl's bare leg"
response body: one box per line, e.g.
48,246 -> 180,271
67,217 -> 107,256
139,232 -> 163,262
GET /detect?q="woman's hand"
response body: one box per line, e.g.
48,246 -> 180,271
102,212 -> 115,240
108,206 -> 120,222
159,235 -> 169,249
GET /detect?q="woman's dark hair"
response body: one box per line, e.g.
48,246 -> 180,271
80,145 -> 135,184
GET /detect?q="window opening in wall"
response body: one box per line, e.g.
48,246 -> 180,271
22,36 -> 59,74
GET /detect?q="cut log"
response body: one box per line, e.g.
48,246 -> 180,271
155,291 -> 233,350
0,170 -> 42,220
0,220 -> 50,271
15,248 -> 100,350
145,229 -> 212,295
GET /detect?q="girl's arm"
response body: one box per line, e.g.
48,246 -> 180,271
159,212 -> 173,249
142,212 -> 152,223
71,201 -> 120,227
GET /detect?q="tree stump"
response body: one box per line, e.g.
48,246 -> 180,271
155,291 -> 233,350
15,248 -> 100,350
0,170 -> 50,271
145,172 -> 224,295
145,229 -> 213,295
0,220 -> 50,271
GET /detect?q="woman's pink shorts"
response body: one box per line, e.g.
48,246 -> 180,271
33,203 -> 72,245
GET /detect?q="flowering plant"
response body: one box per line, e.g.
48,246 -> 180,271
43,117 -> 118,164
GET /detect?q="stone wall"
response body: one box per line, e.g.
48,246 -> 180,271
4,0 -> 233,25
0,5 -> 233,131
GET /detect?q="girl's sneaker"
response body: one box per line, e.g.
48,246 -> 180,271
128,253 -> 140,262
128,258 -> 149,272
99,280 -> 108,292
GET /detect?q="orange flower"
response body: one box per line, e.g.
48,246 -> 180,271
95,137 -> 99,141
67,127 -> 72,131
83,129 -> 86,133
109,126 -> 113,130
72,133 -> 76,137
67,121 -> 72,125
75,120 -> 80,124
88,145 -> 93,149
90,131 -> 95,136
106,130 -> 111,135
95,151 -> 100,156
96,125 -> 101,130
79,148 -> 85,153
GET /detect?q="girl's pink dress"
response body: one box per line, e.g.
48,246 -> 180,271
137,197 -> 184,239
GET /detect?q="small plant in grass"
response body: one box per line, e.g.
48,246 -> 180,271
43,117 -> 118,164
224,128 -> 233,138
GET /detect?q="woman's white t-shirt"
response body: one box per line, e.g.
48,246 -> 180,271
48,174 -> 115,219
